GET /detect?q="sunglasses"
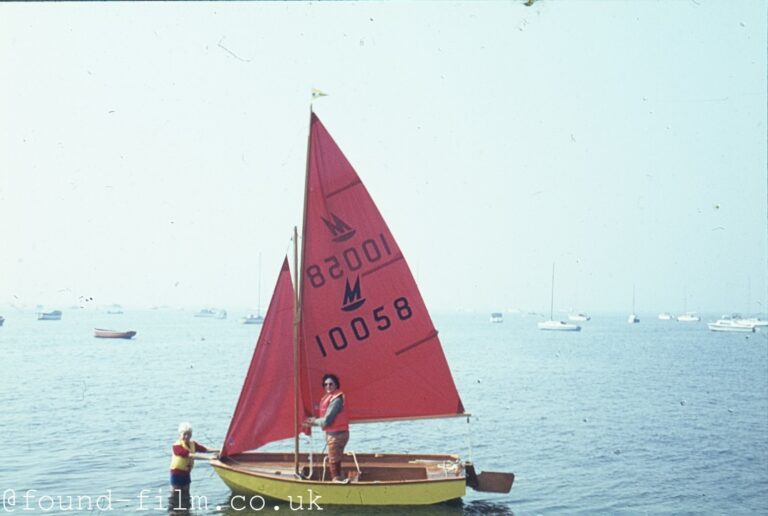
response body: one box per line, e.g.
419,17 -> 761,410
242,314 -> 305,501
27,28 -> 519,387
323,382 -> 335,386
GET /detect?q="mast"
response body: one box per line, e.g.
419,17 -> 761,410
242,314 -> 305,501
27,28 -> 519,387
293,104 -> 314,476
632,284 -> 636,313
257,252 -> 262,316
549,263 -> 555,320
292,226 -> 300,475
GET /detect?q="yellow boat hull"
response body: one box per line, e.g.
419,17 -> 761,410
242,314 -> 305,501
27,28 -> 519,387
211,452 -> 466,506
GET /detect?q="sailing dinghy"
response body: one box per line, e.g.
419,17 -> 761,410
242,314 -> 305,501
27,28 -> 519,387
211,112 -> 514,505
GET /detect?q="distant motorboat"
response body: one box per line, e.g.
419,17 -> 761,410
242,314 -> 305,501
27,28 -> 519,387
106,304 -> 124,314
658,312 -> 673,320
94,328 -> 137,339
707,319 -> 755,333
195,308 -> 227,319
241,314 -> 264,325
538,264 -> 581,331
490,312 -> 504,323
37,310 -> 62,321
677,312 -> 701,322
568,313 -> 590,322
538,320 -> 581,331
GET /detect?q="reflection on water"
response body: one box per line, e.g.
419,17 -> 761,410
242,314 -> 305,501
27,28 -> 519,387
215,494 -> 467,516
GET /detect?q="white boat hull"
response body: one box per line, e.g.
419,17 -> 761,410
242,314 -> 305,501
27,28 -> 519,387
538,320 -> 581,331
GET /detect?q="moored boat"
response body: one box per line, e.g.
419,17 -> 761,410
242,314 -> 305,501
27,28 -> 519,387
240,314 -> 264,325
195,308 -> 227,319
37,310 -> 62,321
658,312 -> 673,320
94,328 -> 137,339
490,312 -> 503,323
210,111 -> 513,505
538,264 -> 580,331
568,312 -> 590,322
677,312 -> 701,322
538,320 -> 581,331
106,304 -> 124,314
707,319 -> 755,333
628,286 -> 639,323
241,253 -> 265,325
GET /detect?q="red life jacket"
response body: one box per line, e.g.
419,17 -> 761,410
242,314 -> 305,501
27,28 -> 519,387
318,390 -> 349,433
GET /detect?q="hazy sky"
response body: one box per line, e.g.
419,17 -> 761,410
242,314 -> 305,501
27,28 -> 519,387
1,1 -> 766,315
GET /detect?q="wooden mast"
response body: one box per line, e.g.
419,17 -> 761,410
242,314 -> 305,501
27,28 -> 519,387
292,225 -> 300,475
294,103 -> 314,476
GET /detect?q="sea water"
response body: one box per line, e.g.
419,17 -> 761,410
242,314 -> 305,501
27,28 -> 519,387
1,308 -> 766,514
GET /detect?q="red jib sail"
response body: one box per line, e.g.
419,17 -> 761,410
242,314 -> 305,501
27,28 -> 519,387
221,258 -> 308,456
299,113 -> 465,421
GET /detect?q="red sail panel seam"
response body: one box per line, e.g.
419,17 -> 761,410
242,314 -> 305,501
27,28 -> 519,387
361,253 -> 404,277
326,178 -> 362,198
395,330 -> 439,356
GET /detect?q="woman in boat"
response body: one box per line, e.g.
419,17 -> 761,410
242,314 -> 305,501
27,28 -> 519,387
305,373 -> 350,483
169,422 -> 218,506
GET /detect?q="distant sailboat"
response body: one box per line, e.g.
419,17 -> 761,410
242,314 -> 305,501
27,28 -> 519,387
676,288 -> 698,321
241,253 -> 265,325
538,264 -> 581,331
627,286 -> 639,324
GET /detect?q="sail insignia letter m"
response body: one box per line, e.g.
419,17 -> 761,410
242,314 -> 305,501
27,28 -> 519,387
341,276 -> 366,312
322,213 -> 356,242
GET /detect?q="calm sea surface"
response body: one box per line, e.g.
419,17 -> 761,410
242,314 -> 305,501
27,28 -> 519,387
1,308 -> 767,515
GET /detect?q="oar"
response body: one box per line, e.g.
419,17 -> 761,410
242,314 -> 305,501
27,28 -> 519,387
465,463 -> 515,493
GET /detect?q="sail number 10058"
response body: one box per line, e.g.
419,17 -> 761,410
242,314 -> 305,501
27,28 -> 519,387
306,233 -> 393,288
314,297 -> 413,357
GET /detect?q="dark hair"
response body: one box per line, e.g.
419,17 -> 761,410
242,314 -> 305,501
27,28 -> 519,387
322,373 -> 340,388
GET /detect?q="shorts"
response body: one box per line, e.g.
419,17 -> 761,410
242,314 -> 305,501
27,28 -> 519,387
170,471 -> 191,488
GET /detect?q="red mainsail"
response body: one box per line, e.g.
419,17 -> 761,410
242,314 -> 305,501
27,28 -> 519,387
299,113 -> 465,421
221,258 -> 308,456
